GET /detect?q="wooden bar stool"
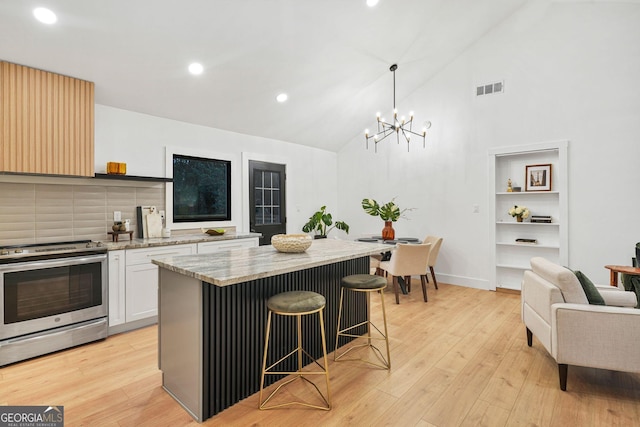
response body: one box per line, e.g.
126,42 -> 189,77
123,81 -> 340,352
334,274 -> 390,370
259,290 -> 331,410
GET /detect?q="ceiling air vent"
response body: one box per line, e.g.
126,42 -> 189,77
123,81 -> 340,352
476,80 -> 504,97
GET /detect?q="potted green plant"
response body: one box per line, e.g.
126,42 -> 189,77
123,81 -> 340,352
361,198 -> 411,240
302,206 -> 349,238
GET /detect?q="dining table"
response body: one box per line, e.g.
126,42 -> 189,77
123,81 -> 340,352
356,236 -> 422,244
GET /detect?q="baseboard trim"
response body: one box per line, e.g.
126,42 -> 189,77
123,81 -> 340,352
436,273 -> 490,291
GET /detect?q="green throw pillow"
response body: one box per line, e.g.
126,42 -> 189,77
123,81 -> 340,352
573,270 -> 605,305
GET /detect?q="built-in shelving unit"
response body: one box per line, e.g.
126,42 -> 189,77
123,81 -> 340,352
488,140 -> 568,291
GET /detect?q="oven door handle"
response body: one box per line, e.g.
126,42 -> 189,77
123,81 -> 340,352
0,253 -> 107,273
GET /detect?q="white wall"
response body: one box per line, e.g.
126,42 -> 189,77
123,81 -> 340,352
338,2 -> 640,287
95,105 -> 338,235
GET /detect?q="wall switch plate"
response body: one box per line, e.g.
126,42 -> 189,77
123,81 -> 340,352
159,210 -> 165,222
114,211 -> 122,221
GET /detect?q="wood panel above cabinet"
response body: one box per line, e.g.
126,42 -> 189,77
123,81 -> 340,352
0,61 -> 95,177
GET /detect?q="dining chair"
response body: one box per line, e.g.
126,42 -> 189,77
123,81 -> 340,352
378,243 -> 432,304
422,235 -> 443,289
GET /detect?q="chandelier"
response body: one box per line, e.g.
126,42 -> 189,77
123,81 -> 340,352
364,64 -> 431,152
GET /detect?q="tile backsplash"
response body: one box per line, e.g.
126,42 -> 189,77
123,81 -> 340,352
0,181 -> 164,245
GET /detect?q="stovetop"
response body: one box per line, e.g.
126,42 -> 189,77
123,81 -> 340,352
0,240 -> 107,263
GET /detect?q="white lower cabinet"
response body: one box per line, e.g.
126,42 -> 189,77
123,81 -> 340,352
108,238 -> 258,334
125,244 -> 196,321
108,244 -> 195,334
124,263 -> 163,322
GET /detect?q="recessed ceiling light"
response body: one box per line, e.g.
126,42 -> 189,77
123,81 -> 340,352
276,93 -> 288,103
33,7 -> 57,24
188,63 -> 204,75
366,0 -> 379,7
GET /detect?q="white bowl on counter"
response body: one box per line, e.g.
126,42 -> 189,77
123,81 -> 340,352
271,234 -> 312,253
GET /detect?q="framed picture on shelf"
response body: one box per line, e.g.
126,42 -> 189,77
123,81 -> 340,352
525,164 -> 552,191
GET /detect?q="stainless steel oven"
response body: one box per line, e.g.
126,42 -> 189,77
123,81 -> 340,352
0,241 -> 108,366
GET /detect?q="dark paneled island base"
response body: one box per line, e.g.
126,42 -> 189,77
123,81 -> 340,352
158,256 -> 370,422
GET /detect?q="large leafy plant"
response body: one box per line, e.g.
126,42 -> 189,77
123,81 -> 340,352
302,206 -> 349,236
362,198 -> 412,222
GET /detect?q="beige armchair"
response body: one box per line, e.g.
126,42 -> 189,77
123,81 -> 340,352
379,243 -> 431,304
422,235 -> 443,289
522,257 -> 640,390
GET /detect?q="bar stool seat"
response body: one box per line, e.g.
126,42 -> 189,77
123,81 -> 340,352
259,290 -> 331,410
335,274 -> 391,370
342,274 -> 387,290
267,290 -> 326,313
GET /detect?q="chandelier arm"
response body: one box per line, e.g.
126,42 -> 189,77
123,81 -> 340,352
403,128 -> 426,138
401,128 -> 424,151
371,129 -> 394,144
366,127 -> 394,142
379,121 -> 394,130
398,128 -> 410,151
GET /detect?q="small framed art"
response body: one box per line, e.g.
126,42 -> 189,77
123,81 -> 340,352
525,164 -> 552,191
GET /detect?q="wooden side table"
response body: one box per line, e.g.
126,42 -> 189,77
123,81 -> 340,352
108,230 -> 134,242
604,265 -> 640,286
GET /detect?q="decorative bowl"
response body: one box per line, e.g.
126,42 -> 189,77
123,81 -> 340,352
201,228 -> 226,236
271,234 -> 312,253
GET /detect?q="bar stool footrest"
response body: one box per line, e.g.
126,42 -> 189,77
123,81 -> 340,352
338,320 -> 387,339
334,342 -> 390,370
259,375 -> 330,410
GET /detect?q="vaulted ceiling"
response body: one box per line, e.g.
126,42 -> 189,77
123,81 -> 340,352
0,0 -> 528,151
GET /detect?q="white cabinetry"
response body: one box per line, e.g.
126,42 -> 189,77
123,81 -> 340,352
107,238 -> 257,335
108,250 -> 126,328
197,237 -> 258,253
489,140 -> 568,291
125,244 -> 195,323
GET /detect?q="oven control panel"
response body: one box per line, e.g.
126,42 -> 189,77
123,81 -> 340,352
0,240 -> 106,263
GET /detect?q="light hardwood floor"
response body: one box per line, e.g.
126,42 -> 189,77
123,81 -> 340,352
1,283 -> 639,426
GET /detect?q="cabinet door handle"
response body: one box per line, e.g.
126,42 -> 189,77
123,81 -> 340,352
146,252 -> 182,258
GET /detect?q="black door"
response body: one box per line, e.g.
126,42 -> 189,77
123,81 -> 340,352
249,161 -> 286,246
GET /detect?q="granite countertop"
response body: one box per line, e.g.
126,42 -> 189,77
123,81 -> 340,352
101,232 -> 261,251
151,238 -> 389,287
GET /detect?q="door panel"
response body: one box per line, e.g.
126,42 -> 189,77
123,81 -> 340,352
249,161 -> 286,245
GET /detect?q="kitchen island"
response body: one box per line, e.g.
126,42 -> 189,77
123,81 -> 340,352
152,238 -> 388,422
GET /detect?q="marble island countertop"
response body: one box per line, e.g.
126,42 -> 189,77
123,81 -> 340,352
101,231 -> 261,251
151,238 -> 388,286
